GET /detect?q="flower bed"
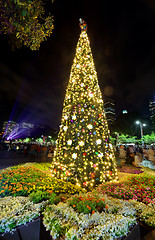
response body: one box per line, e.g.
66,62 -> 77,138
0,196 -> 45,235
0,164 -> 155,239
117,165 -> 144,174
43,192 -> 138,240
97,174 -> 155,205
42,191 -> 155,240
0,193 -> 154,238
0,166 -> 84,198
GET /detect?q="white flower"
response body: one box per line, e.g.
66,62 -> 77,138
0,196 -> 44,234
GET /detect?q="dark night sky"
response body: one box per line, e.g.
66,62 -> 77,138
0,0 -> 155,128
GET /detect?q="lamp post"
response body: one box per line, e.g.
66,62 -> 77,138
136,121 -> 146,147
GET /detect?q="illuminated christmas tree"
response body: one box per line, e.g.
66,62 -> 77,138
52,19 -> 118,189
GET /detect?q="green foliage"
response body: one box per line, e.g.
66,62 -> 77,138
117,134 -> 137,144
33,162 -> 52,171
0,0 -> 54,50
29,190 -> 50,203
48,192 -> 57,204
112,132 -> 155,145
143,132 -> 155,144
49,193 -> 68,205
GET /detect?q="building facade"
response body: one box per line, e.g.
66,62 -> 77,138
103,98 -> 116,125
149,98 -> 155,124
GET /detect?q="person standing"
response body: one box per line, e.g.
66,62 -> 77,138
41,145 -> 47,162
119,145 -> 126,165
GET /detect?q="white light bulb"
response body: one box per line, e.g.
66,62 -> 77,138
72,153 -> 77,159
72,115 -> 77,120
96,139 -> 102,145
79,140 -> 85,146
63,126 -> 68,131
87,124 -> 93,130
67,140 -> 72,145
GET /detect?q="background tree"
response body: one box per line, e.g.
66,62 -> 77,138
0,0 -> 54,50
51,19 -> 118,190
143,132 -> 155,145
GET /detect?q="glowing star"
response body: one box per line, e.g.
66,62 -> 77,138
72,115 -> 77,120
89,75 -> 92,79
79,140 -> 85,146
98,152 -> 103,158
72,153 -> 77,159
64,115 -> 68,120
96,139 -> 102,145
67,140 -> 72,145
63,126 -> 68,131
76,64 -> 80,68
87,124 -> 93,130
89,92 -> 93,97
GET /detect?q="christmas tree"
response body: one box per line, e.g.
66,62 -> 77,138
51,19 -> 118,189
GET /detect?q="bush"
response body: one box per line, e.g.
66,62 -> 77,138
68,194 -> 107,214
29,190 -> 50,203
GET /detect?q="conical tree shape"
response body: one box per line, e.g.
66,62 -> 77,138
52,19 -> 118,189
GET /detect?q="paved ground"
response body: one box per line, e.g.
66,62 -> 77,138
0,151 -> 42,170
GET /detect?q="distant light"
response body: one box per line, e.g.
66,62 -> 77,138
136,121 -> 146,127
122,110 -> 128,114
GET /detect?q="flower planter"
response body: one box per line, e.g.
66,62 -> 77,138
139,222 -> 155,240
121,223 -> 141,240
1,220 -> 154,240
0,218 -> 51,240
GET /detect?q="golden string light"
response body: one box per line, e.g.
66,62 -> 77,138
51,20 -> 118,189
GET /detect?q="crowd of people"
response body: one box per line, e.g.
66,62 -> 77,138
0,142 -> 55,162
0,142 -> 155,169
115,144 -> 155,169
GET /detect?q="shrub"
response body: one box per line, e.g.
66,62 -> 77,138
29,190 -> 50,203
68,194 -> 107,214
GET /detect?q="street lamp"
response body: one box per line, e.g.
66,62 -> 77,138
136,121 -> 146,147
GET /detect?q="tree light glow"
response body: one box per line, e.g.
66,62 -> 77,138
51,20 -> 118,189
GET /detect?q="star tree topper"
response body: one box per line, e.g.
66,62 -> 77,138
79,18 -> 87,31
